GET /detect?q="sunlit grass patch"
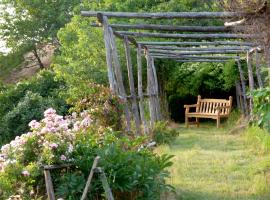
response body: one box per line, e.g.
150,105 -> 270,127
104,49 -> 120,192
156,123 -> 270,200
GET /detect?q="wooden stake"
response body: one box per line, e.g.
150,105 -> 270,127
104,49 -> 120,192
81,156 -> 100,200
137,44 -> 149,134
123,36 -> 141,134
44,170 -> 55,200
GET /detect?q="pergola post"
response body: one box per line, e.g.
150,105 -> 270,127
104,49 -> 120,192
101,16 -> 117,92
106,24 -> 131,131
146,50 -> 157,126
255,49 -> 263,89
247,51 -> 255,113
123,36 -> 141,134
237,60 -> 248,116
150,57 -> 162,120
137,44 -> 148,134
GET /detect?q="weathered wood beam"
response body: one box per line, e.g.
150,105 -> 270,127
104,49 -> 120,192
173,55 -> 240,59
137,44 -> 148,134
151,54 -> 241,59
138,41 -> 256,46
177,59 -> 228,62
237,60 -> 248,116
148,49 -> 246,55
92,23 -> 245,32
123,36 -> 141,135
116,31 -> 259,39
81,11 -> 247,19
247,52 -> 255,114
255,49 -> 263,89
145,45 -> 251,51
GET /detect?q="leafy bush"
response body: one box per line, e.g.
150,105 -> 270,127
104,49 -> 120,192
0,70 -> 69,144
153,121 -> 179,145
252,87 -> 270,132
0,108 -> 174,199
245,126 -> 270,153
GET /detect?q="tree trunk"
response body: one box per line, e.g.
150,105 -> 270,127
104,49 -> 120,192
33,46 -> 45,69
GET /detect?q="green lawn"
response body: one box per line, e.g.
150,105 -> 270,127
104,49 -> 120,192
157,124 -> 270,200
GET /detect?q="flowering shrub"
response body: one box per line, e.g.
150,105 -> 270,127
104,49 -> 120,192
0,108 -> 174,199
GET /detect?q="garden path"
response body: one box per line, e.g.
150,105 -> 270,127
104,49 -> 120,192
157,124 -> 270,200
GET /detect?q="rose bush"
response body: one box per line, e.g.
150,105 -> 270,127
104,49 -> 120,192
0,108 -> 174,199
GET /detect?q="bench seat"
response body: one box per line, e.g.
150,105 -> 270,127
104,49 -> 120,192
184,95 -> 232,128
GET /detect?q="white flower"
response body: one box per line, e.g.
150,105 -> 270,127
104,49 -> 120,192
22,170 -> 30,177
28,120 -> 40,129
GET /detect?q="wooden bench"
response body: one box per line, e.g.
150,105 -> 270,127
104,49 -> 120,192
184,95 -> 233,128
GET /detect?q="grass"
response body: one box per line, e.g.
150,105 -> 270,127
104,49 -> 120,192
157,123 -> 270,200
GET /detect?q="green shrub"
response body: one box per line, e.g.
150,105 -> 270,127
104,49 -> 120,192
245,126 -> 270,153
252,87 -> 270,132
0,70 -> 69,144
153,121 -> 179,145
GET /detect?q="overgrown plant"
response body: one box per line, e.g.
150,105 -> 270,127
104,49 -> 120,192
252,87 -> 270,132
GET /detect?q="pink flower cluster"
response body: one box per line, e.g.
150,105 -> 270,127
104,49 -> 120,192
0,108 -> 93,173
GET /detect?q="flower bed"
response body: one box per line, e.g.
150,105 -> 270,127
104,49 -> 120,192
0,108 -> 174,199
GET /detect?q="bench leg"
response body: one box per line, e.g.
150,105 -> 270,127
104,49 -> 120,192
185,116 -> 189,128
196,118 -> 199,127
217,117 -> 220,128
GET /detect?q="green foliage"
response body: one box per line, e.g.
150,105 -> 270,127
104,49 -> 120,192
0,70 -> 69,144
223,60 -> 239,90
245,126 -> 270,153
0,0 -> 80,49
252,87 -> 270,132
153,121 -> 179,145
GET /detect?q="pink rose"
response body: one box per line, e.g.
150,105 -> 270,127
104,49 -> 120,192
60,155 -> 67,161
22,170 -> 30,177
28,120 -> 40,129
49,143 -> 58,149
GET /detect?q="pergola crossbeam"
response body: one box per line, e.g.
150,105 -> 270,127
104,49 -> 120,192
82,11 -> 247,19
91,23 -> 245,32
138,41 -> 256,46
116,31 -> 259,39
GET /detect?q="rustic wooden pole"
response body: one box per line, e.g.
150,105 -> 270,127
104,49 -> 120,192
235,81 -> 241,111
150,57 -> 162,120
247,51 -> 255,113
123,36 -> 141,134
255,49 -> 263,89
146,50 -> 157,126
81,11 -> 247,19
101,16 -> 117,92
95,167 -> 114,200
177,59 -> 228,63
44,169 -> 55,200
148,49 -> 247,55
92,23 -> 245,32
81,156 -> 100,200
145,46 -> 250,51
116,31 -> 258,39
138,41 -> 256,46
264,46 -> 270,86
237,59 -> 248,116
137,44 -> 149,134
107,27 -> 132,132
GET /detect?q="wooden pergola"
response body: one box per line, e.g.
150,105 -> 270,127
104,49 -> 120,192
81,11 -> 263,134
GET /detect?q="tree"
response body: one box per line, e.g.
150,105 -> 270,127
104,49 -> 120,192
0,0 -> 80,69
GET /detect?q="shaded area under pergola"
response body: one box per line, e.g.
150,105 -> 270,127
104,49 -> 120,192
81,11 -> 263,134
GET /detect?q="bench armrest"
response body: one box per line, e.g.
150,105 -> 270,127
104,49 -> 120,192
184,104 -> 198,114
184,104 -> 198,108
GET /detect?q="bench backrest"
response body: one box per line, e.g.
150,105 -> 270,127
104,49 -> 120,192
196,95 -> 232,115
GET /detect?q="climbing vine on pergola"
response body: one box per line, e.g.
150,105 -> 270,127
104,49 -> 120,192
81,11 -> 264,134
